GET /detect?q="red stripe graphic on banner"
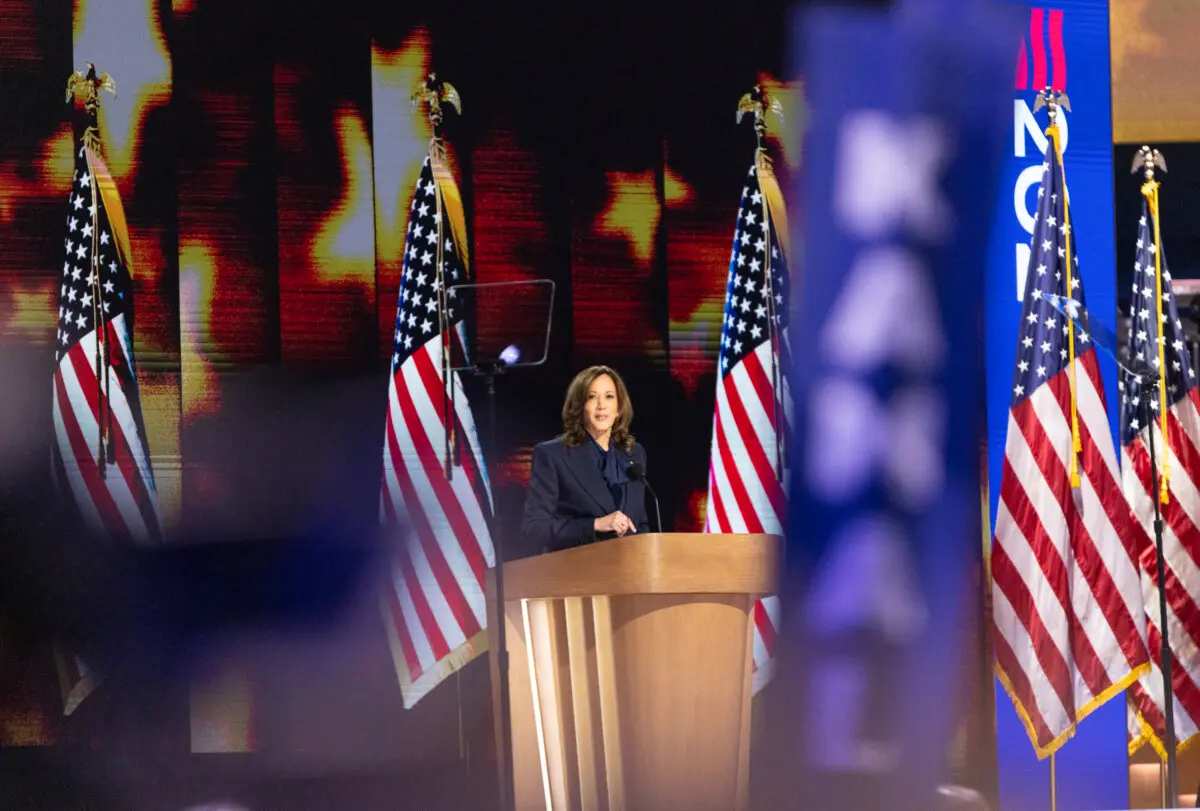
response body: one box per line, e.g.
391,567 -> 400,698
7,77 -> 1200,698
1048,10 -> 1067,91
1015,36 -> 1029,91
1030,8 -> 1047,91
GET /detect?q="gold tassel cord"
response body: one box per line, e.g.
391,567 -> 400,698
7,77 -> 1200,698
755,149 -> 786,477
84,145 -> 113,479
431,145 -> 456,482
740,84 -> 789,478
1048,124 -> 1081,488
412,75 -> 463,484
89,167 -> 105,477
1143,179 -> 1171,505
90,151 -> 116,469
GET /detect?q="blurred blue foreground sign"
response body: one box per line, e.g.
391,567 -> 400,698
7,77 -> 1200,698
763,2 -> 1019,810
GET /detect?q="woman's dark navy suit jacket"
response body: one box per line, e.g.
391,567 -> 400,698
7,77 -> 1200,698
520,437 -> 650,553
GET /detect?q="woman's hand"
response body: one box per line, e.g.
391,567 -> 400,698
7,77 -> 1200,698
595,510 -> 635,537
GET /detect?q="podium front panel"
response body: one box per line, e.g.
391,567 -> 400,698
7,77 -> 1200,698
498,592 -> 756,811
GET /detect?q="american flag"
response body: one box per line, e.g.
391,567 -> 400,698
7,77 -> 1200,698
990,132 -> 1149,757
52,127 -> 162,712
379,149 -> 496,709
703,153 -> 790,695
1121,193 -> 1200,758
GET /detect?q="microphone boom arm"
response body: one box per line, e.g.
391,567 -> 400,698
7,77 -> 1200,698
626,460 -> 664,534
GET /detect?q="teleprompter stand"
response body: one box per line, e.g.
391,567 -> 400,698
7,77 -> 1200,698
449,278 -> 555,811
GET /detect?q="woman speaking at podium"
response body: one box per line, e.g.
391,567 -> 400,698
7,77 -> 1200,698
521,365 -> 650,553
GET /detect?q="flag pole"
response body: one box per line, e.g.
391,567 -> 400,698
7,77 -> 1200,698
1134,144 -> 1178,807
1039,89 -> 1083,489
1161,760 -> 1167,809
1049,751 -> 1057,811
413,74 -> 461,481
737,84 -> 787,474
1143,372 -> 1178,807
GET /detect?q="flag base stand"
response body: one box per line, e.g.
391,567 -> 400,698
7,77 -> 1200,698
448,278 -> 556,811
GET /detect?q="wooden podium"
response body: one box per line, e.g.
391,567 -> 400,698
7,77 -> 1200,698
486,532 -> 781,811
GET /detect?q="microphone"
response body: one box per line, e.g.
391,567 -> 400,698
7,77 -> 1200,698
626,460 -> 663,534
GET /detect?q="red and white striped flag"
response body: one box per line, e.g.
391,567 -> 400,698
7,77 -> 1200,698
52,101 -> 163,713
1121,188 -> 1200,758
702,148 -> 791,695
990,125 -> 1149,757
379,144 -> 495,709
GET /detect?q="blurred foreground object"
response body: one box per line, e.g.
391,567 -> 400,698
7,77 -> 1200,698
760,1 -> 1019,809
938,784 -> 992,811
0,357 -> 392,806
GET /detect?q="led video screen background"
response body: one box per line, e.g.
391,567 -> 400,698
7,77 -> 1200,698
0,0 -> 794,750
0,0 -> 994,803
1110,0 -> 1200,144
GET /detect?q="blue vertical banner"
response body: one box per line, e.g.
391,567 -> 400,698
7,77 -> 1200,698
985,3 -> 1122,811
774,2 -> 1016,809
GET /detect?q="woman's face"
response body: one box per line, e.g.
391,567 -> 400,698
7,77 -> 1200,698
583,374 -> 619,438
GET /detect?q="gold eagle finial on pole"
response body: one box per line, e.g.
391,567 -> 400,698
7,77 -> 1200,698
1132,144 -> 1167,182
66,62 -> 117,110
1031,86 -> 1071,124
411,73 -> 462,136
737,83 -> 782,152
66,63 -> 116,152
